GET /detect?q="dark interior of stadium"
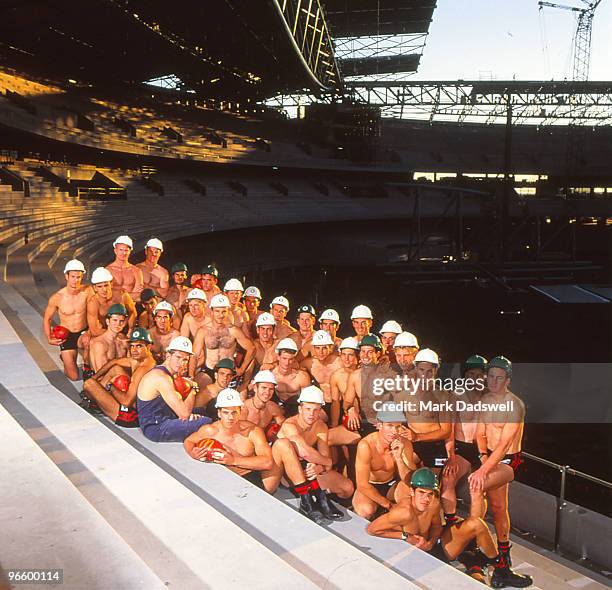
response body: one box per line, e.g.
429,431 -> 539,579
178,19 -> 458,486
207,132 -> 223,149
1,1 -> 611,588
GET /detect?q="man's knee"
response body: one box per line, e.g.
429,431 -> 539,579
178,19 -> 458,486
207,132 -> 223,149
353,497 -> 377,519
464,516 -> 487,534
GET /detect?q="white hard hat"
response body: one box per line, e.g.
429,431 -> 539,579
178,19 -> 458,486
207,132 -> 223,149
339,337 -> 360,351
270,295 -> 289,310
351,305 -> 373,320
253,370 -> 277,385
380,320 -> 402,335
113,235 -> 133,249
153,301 -> 174,316
145,237 -> 163,251
215,388 -> 244,408
167,336 -> 193,355
91,267 -> 113,284
394,332 -> 419,348
311,330 -> 334,346
298,385 -> 325,405
210,294 -> 231,308
255,312 -> 276,327
63,259 -> 85,274
275,338 -> 298,353
224,278 -> 244,292
186,288 -> 207,301
415,348 -> 439,366
244,286 -> 261,299
319,308 -> 340,324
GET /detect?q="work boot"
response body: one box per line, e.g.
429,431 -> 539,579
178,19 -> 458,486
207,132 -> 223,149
491,567 -> 533,588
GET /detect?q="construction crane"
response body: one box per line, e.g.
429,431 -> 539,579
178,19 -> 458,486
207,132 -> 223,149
538,0 -> 603,80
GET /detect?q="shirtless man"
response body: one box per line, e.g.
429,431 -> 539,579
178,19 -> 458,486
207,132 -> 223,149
149,301 -> 180,363
441,355 -> 488,527
272,338 -> 311,416
179,288 -> 208,357
136,238 -> 169,298
404,348 -> 452,474
89,304 -> 129,372
350,304 -> 373,344
268,386 -> 353,520
184,388 -> 274,490
166,263 -> 190,316
318,308 -> 342,348
198,265 -> 221,302
300,330 -> 342,403
468,356 -> 532,587
242,285 -> 263,339
87,267 -> 137,337
369,468 -> 532,588
353,406 -> 416,519
241,370 -> 284,441
290,304 -> 316,358
390,332 -> 419,378
82,327 -> 155,426
379,320 -> 402,364
136,336 -> 212,442
193,358 -> 235,417
43,259 -> 90,380
106,235 -> 144,302
224,278 -> 249,329
251,312 -> 278,371
137,288 -> 160,330
190,294 -> 254,380
269,295 -> 296,340
344,334 -> 395,437
329,337 -> 360,428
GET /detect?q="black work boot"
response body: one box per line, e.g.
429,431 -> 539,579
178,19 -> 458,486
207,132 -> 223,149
491,567 -> 533,588
312,486 -> 343,520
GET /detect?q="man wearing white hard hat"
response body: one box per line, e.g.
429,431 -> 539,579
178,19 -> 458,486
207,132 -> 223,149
252,312 -> 279,372
180,288 -> 208,341
43,258 -> 89,380
149,301 -> 180,364
184,388 -> 274,491
329,337 -> 360,428
350,304 -> 373,343
106,234 -> 144,302
137,237 -> 169,298
191,293 -> 254,383
242,285 -> 263,339
269,386 -> 353,520
379,320 -> 402,364
290,304 -> 316,357
271,337 -> 310,415
223,278 -> 249,329
300,330 -> 342,404
318,308 -> 342,348
391,332 -> 420,379
406,348 -> 451,474
269,295 -> 296,340
86,266 -> 137,337
241,370 -> 285,443
137,336 -> 212,442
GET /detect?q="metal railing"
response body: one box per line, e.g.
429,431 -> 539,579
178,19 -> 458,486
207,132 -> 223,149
522,451 -> 612,552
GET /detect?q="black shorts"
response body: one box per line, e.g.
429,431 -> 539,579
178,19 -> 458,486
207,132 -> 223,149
243,469 -> 265,490
60,328 -> 86,352
115,404 -> 139,428
492,450 -> 524,473
372,479 -> 397,499
273,393 -> 299,417
429,539 -> 450,563
413,440 -> 448,469
455,440 -> 481,470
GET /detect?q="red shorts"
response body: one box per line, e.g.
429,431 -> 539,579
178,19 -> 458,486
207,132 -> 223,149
116,404 -> 139,428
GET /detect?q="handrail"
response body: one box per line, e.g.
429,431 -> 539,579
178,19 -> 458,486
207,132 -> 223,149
522,451 -> 612,489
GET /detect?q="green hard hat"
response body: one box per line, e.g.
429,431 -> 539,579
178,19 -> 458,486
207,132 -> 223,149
488,355 -> 512,377
410,468 -> 440,494
215,358 -> 236,371
462,354 -> 488,375
359,334 -> 382,350
296,304 -> 316,316
201,265 -> 219,278
106,303 -> 128,317
171,263 -> 188,274
129,327 -> 153,344
141,288 -> 158,302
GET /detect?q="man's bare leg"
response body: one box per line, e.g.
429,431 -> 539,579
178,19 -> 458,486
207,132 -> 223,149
441,455 -> 471,519
469,464 -> 513,519
60,349 -> 80,381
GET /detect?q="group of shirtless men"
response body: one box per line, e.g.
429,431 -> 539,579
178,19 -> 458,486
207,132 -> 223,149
43,234 -> 532,588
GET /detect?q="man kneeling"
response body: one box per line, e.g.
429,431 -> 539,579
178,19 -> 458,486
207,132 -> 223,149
367,468 -> 531,587
184,388 -> 274,491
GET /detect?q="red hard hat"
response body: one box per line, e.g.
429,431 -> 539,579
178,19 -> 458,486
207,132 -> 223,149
112,374 -> 130,393
173,376 -> 192,400
195,438 -> 224,461
52,325 -> 69,342
265,422 -> 281,443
